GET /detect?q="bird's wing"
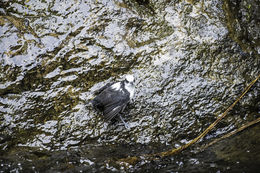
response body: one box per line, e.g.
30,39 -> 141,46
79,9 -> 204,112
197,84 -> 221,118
94,82 -> 114,95
103,100 -> 128,121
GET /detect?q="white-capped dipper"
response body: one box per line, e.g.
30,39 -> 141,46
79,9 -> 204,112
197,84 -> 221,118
91,75 -> 135,128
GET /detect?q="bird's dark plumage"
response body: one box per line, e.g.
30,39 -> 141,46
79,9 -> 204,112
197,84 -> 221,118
91,75 -> 135,123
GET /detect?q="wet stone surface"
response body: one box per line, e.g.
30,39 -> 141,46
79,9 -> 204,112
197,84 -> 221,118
0,0 -> 259,172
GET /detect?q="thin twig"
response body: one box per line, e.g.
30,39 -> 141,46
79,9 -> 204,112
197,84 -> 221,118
201,117 -> 260,150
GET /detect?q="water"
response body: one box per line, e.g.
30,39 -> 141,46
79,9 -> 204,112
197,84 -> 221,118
0,0 -> 259,172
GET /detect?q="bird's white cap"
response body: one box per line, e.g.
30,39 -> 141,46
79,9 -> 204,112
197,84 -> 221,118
125,74 -> 134,83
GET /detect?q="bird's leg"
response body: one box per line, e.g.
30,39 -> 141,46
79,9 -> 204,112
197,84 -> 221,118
120,104 -> 127,114
119,115 -> 130,129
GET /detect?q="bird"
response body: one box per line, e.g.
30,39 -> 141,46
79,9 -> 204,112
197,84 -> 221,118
91,75 -> 135,128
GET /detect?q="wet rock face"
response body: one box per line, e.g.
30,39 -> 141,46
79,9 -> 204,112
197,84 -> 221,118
0,0 -> 259,172
223,0 -> 260,53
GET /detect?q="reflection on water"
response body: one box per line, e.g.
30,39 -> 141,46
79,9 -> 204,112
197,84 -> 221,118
0,0 -> 259,172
